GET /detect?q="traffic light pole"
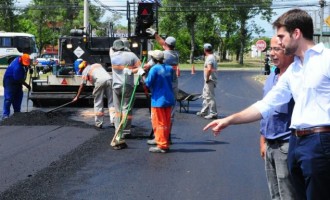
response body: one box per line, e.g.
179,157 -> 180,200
84,0 -> 89,32
142,37 -> 148,58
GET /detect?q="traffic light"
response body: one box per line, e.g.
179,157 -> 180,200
135,3 -> 155,36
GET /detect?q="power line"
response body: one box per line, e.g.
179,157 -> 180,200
0,1 -> 322,12
92,0 -> 120,13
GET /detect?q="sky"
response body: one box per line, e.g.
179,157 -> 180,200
17,0 -> 327,37
256,0 -> 324,37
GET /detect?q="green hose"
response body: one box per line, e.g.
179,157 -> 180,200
115,57 -> 147,142
119,65 -> 128,116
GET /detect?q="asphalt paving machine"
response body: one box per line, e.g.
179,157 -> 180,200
28,1 -> 158,107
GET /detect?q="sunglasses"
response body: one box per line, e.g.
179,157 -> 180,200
269,47 -> 283,52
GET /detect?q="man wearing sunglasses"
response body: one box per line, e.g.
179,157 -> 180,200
259,36 -> 297,200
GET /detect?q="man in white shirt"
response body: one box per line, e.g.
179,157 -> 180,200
203,9 -> 330,200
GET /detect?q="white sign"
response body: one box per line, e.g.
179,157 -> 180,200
74,46 -> 85,58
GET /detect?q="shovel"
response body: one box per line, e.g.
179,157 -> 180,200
46,94 -> 92,113
46,100 -> 75,113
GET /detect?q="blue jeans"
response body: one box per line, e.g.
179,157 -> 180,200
288,133 -> 330,200
265,141 -> 297,200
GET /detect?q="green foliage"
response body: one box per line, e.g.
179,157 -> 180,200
1,0 -> 273,64
157,0 -> 272,64
158,0 -> 222,62
174,29 -> 194,60
4,0 -> 105,52
0,0 -> 20,31
214,0 -> 273,64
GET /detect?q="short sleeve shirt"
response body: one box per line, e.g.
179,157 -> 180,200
110,51 -> 141,88
204,54 -> 218,84
81,63 -> 111,85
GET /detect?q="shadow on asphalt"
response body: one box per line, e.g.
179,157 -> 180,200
169,148 -> 217,153
174,140 -> 229,145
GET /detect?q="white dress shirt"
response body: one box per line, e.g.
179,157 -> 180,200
254,43 -> 330,129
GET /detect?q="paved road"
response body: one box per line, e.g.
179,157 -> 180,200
0,69 -> 270,200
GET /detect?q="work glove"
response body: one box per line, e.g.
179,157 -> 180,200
123,68 -> 132,75
137,68 -> 145,76
29,68 -> 34,75
146,28 -> 156,36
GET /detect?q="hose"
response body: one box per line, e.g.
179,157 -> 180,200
113,57 -> 147,143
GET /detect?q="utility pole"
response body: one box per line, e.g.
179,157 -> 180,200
84,0 -> 89,32
319,0 -> 326,42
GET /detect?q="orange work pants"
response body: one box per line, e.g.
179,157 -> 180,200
151,107 -> 172,149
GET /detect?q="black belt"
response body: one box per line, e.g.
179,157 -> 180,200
266,139 -> 288,145
292,126 -> 330,137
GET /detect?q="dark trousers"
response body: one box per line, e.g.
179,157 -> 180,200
3,78 -> 23,117
288,133 -> 330,200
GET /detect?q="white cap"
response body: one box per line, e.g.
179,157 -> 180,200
148,50 -> 164,60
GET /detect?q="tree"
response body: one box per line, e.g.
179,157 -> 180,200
165,0 -> 273,64
195,12 -> 221,60
0,0 -> 19,31
158,0 -> 272,64
158,0 -> 219,63
101,12 -> 125,36
220,0 -> 272,64
186,13 -> 197,64
169,0 -> 220,64
216,12 -> 238,61
20,0 -> 105,52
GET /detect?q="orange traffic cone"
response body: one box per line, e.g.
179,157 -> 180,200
191,65 -> 196,74
176,65 -> 181,77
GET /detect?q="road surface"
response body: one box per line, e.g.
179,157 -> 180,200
0,69 -> 270,200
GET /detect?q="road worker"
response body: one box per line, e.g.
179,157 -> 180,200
196,43 -> 218,119
2,53 -> 31,119
73,61 -> 115,129
110,39 -> 143,150
145,28 -> 179,145
140,50 -> 175,153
